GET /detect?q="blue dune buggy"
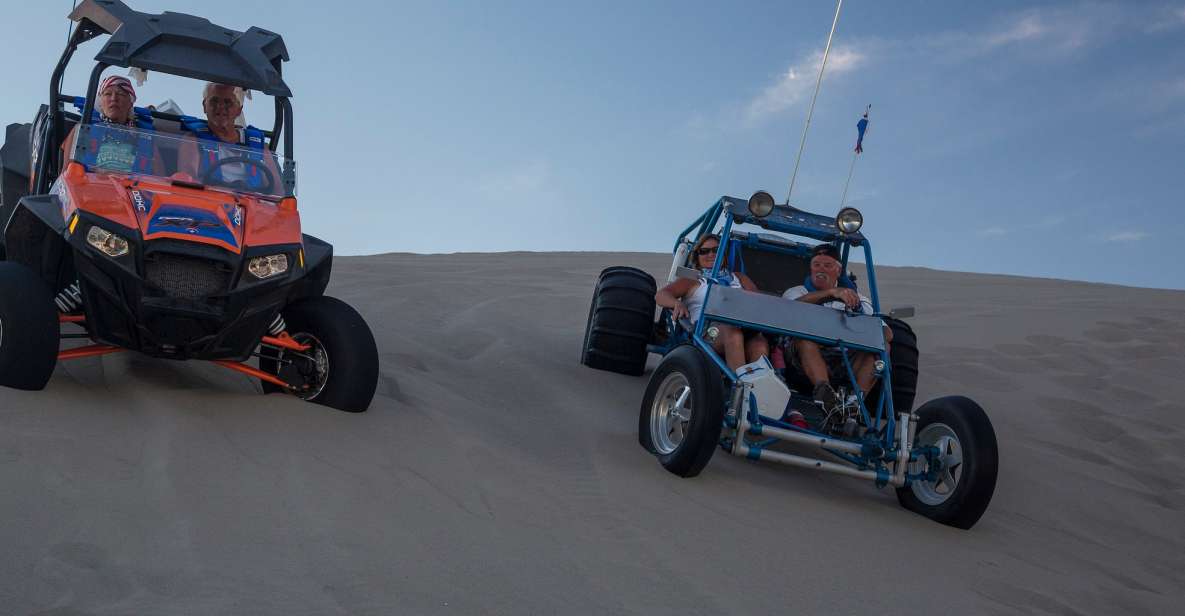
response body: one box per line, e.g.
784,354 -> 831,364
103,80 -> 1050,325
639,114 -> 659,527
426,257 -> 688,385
581,193 -> 998,529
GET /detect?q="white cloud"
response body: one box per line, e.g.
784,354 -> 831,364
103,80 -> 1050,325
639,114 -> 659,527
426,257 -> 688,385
476,161 -> 549,197
1147,6 -> 1185,32
1104,231 -> 1150,242
984,14 -> 1047,48
926,6 -> 1110,61
979,226 -> 1009,237
744,46 -> 865,124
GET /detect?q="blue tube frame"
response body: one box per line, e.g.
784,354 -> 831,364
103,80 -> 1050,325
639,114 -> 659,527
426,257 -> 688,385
659,199 -> 899,464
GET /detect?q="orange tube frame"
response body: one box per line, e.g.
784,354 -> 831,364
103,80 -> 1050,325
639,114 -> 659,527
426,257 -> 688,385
56,315 -> 303,391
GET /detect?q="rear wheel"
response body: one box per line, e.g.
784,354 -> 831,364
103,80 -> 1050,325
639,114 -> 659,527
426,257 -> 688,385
896,396 -> 998,529
868,317 -> 918,413
580,266 -> 656,376
638,345 -> 725,477
258,296 -> 379,413
0,261 -> 58,390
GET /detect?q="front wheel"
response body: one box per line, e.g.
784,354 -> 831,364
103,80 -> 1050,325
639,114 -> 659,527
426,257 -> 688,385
896,396 -> 998,529
258,296 -> 379,413
0,261 -> 59,390
638,345 -> 725,477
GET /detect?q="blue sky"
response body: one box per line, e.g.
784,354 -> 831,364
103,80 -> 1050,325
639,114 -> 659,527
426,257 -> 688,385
2,1 -> 1183,288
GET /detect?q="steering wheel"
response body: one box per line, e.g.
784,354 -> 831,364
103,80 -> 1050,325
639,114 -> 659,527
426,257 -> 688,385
200,155 -> 278,194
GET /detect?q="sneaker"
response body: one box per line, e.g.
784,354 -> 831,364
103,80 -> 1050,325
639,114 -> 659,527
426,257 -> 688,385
813,382 -> 840,411
783,410 -> 809,429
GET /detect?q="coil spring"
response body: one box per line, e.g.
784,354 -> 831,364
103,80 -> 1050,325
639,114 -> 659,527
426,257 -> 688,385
267,313 -> 286,336
55,281 -> 83,313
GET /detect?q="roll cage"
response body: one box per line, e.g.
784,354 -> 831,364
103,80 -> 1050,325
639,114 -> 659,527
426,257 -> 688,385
34,0 -> 295,195
655,196 -> 898,438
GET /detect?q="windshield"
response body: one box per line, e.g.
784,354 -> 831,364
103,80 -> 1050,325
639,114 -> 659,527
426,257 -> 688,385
71,123 -> 295,200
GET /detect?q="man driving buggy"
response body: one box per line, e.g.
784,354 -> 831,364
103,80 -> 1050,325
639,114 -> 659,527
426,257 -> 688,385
178,82 -> 277,192
782,243 -> 892,410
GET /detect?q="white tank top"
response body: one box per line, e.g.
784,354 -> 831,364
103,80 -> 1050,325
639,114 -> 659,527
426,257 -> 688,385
685,272 -> 742,322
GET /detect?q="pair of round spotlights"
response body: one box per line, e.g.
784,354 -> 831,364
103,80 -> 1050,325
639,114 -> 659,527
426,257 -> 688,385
745,190 -> 863,235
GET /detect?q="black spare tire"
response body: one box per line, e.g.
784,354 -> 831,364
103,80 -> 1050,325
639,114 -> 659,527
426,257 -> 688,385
580,266 -> 656,376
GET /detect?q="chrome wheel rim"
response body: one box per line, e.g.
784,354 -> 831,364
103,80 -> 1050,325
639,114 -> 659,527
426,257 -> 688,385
910,422 -> 964,506
650,372 -> 692,455
275,332 -> 329,400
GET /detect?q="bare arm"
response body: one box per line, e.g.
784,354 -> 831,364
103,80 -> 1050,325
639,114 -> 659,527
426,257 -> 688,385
737,273 -> 760,292
656,278 -> 697,320
794,287 -> 860,310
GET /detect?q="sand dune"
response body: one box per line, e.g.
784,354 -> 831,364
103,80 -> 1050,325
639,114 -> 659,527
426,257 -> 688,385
2,252 -> 1182,615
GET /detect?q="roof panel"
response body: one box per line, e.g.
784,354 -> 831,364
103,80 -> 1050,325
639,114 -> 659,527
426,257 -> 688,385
69,0 -> 291,97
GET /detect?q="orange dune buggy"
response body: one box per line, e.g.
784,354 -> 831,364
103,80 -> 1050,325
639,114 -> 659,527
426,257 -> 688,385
0,1 -> 378,412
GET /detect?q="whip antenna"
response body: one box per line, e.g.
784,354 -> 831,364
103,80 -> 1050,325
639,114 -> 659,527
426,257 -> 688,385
785,0 -> 844,206
67,0 -> 78,44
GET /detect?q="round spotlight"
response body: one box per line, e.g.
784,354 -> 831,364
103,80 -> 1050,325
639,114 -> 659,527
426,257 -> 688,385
747,191 -> 775,218
705,326 -> 720,342
836,207 -> 863,234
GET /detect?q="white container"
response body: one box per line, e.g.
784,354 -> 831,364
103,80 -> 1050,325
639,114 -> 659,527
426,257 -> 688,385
735,356 -> 791,421
668,240 -> 692,282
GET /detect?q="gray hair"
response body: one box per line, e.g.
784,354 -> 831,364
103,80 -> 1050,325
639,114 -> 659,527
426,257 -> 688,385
202,82 -> 246,105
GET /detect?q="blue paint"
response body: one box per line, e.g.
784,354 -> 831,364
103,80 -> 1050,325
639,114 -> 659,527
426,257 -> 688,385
146,204 -> 238,247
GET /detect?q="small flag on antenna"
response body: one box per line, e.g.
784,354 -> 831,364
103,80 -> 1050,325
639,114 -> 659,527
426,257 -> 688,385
854,106 -> 870,154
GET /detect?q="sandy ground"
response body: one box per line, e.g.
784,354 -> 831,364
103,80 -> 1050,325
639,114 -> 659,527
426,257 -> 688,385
1,252 -> 1183,615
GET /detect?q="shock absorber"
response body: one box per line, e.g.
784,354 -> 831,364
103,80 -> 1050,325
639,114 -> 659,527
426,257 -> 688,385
267,313 -> 286,336
54,281 -> 83,313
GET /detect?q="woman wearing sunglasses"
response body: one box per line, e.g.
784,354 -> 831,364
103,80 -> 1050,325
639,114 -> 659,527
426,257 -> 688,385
655,234 -> 769,371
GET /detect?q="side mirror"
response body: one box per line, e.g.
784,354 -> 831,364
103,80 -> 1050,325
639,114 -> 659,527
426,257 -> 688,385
889,306 -> 915,319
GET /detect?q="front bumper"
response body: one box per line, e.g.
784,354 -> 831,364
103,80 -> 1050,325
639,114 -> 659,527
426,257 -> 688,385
70,216 -> 331,361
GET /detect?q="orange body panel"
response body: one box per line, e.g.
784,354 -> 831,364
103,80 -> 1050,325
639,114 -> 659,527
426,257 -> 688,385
57,165 -> 302,252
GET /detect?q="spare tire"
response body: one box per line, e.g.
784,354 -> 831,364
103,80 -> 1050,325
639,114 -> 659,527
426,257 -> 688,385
870,316 -> 919,414
580,266 -> 656,376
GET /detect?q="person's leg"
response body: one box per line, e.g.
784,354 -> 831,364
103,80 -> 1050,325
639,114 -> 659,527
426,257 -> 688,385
711,324 -> 746,371
853,352 -> 877,394
793,339 -> 829,386
745,332 -> 769,363
854,329 -> 893,394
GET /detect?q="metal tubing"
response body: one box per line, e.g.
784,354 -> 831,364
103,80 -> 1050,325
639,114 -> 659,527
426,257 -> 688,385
58,345 -> 122,360
675,209 -> 709,252
747,422 -> 865,456
735,440 -> 891,484
697,201 -> 723,242
692,335 -> 737,382
211,360 -> 292,389
891,412 -> 911,486
59,314 -> 86,323
861,241 -> 881,314
80,63 -> 108,129
838,347 -> 873,427
260,334 -> 310,352
270,96 -> 284,152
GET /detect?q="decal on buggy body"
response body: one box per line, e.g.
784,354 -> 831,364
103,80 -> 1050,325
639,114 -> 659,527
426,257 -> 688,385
147,204 -> 237,247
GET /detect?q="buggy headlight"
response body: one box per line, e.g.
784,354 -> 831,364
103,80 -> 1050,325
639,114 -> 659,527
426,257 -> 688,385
837,207 -> 863,234
86,226 -> 129,257
747,190 -> 775,218
247,253 -> 289,280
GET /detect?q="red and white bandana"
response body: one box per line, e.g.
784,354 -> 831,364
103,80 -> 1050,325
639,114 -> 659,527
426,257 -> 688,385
99,75 -> 137,102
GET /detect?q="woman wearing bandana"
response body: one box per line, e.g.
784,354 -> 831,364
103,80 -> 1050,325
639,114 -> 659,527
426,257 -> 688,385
61,75 -> 157,174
